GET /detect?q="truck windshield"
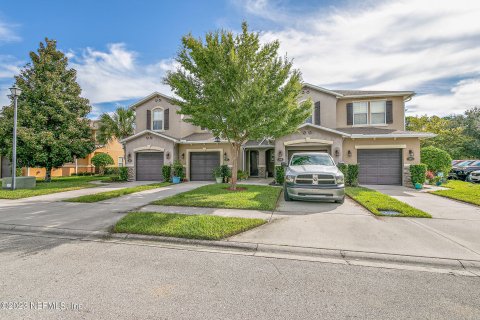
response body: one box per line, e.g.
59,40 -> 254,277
290,154 -> 334,166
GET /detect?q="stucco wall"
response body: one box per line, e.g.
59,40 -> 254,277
342,137 -> 421,165
301,89 -> 338,129
336,96 -> 406,130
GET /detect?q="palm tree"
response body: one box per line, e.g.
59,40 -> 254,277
97,107 -> 135,162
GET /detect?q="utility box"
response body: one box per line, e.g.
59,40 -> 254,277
2,176 -> 36,189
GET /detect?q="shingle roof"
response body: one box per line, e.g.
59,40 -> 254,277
336,127 -> 432,136
182,132 -> 216,142
332,89 -> 414,96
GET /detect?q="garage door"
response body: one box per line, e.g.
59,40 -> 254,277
287,149 -> 329,162
190,152 -> 220,181
136,152 -> 164,181
357,149 -> 402,185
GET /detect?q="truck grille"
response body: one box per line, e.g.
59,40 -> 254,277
295,174 -> 336,185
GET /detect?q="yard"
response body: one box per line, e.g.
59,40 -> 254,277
114,212 -> 266,240
65,182 -> 171,203
0,175 -> 111,199
431,180 -> 480,206
346,186 -> 431,218
152,183 -> 282,211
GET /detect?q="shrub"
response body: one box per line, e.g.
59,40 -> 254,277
420,146 -> 452,174
104,167 -> 120,175
213,166 -> 223,178
237,170 -> 248,180
220,164 -> 231,182
162,165 -> 172,182
410,164 -> 427,185
172,160 -> 184,178
346,164 -> 359,187
275,165 -> 285,185
119,167 -> 129,181
337,163 -> 348,178
91,153 -> 114,175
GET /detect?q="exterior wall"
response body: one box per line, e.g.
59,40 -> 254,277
336,96 -> 406,130
301,88 -> 338,129
275,127 -> 344,165
124,133 -> 176,181
342,137 -> 421,186
178,143 -> 242,181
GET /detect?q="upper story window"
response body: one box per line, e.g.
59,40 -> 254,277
152,108 -> 164,131
370,101 -> 386,124
353,102 -> 368,125
304,115 -> 313,124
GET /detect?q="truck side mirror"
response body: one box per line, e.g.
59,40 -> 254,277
281,162 -> 287,167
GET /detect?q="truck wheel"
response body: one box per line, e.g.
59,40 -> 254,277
335,197 -> 345,204
283,189 -> 292,201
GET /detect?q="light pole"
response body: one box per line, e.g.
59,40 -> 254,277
8,85 -> 22,190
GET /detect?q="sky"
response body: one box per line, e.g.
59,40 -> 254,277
0,0 -> 479,118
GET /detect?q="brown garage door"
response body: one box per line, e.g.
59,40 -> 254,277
190,152 -> 220,181
136,152 -> 164,181
357,149 -> 402,185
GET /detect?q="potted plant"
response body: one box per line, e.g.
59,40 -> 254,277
172,161 -> 184,184
410,164 -> 427,190
213,167 -> 223,183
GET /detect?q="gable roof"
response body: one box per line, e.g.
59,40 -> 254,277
298,123 -> 350,137
129,92 -> 177,109
336,127 -> 435,138
120,130 -> 178,143
303,83 -> 415,100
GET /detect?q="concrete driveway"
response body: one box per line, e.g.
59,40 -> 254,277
231,189 -> 480,261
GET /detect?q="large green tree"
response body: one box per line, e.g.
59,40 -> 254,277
0,38 -> 94,181
165,22 -> 311,189
97,106 -> 135,161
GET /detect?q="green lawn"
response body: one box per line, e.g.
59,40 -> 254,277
0,175 -> 111,199
152,183 -> 281,210
431,180 -> 480,206
346,186 -> 431,218
114,212 -> 266,240
65,182 -> 171,203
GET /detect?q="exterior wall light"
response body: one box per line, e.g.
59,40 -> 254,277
408,150 -> 414,161
334,149 -> 340,157
214,136 -> 221,143
347,150 -> 352,157
166,151 -> 170,160
181,153 -> 185,160
127,153 -> 132,162
223,152 -> 229,162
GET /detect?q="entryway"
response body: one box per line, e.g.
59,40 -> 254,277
248,150 -> 259,177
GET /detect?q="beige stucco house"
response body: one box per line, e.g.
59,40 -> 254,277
122,84 -> 434,186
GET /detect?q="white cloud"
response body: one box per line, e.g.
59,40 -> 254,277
243,0 -> 480,115
0,20 -> 20,43
69,43 -> 175,104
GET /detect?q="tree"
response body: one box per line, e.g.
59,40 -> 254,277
91,153 -> 114,175
97,106 -> 135,161
0,38 -> 94,181
420,146 -> 452,174
164,22 -> 312,189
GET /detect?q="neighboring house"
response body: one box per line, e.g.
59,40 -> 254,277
23,120 -> 124,178
122,84 -> 435,186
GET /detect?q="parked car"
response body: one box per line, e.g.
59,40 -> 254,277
451,160 -> 480,181
469,170 -> 480,183
283,152 -> 345,203
448,160 -> 476,179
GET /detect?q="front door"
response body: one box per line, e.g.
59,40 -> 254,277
249,150 -> 259,176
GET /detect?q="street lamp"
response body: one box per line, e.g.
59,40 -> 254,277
8,85 -> 22,190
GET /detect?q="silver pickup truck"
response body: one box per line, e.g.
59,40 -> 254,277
283,152 -> 345,203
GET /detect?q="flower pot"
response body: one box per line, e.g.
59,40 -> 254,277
215,177 -> 223,183
436,181 -> 442,186
172,176 -> 181,184
414,182 -> 423,190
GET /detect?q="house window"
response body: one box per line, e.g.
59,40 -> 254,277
353,102 -> 368,125
152,108 -> 164,131
118,157 -> 124,167
304,115 -> 313,124
370,101 -> 386,124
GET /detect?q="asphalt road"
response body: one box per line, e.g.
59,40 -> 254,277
0,233 -> 479,320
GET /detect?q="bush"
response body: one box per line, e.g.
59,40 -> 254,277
104,167 -> 120,175
237,170 -> 248,180
119,167 -> 128,181
162,165 -> 172,182
337,163 -> 348,178
275,165 -> 285,185
410,164 -> 427,185
220,164 -> 231,182
172,160 -> 184,178
421,146 -> 452,174
91,153 -> 114,175
346,164 -> 359,187
213,166 -> 223,178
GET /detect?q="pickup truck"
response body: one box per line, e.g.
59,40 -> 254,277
282,152 -> 345,203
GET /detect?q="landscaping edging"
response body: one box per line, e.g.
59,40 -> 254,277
0,223 -> 479,276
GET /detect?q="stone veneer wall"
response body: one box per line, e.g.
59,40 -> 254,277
127,167 -> 135,181
403,164 -> 412,187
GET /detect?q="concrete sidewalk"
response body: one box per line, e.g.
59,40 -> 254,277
0,182 -> 209,231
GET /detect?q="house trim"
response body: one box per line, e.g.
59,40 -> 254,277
284,138 -> 334,146
120,130 -> 178,143
355,144 -> 407,149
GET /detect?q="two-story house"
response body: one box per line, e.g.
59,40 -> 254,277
122,84 -> 434,186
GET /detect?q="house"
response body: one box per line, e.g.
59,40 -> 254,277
122,84 -> 434,186
5,120 -> 124,178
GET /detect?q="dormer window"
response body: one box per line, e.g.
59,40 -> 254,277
152,108 -> 164,131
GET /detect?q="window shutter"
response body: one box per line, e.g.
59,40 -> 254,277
346,103 -> 353,125
314,101 -> 321,125
386,100 -> 393,124
164,108 -> 169,130
146,110 -> 151,130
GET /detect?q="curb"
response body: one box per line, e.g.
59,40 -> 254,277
0,223 -> 479,276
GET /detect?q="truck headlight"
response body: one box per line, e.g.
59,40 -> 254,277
335,174 -> 344,185
285,175 -> 295,183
